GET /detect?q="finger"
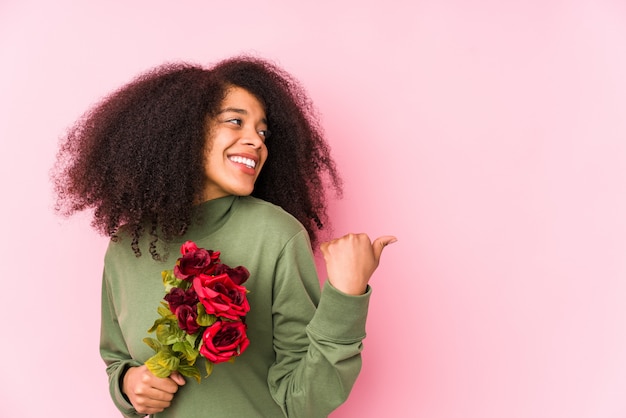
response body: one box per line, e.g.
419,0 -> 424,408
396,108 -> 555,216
134,397 -> 171,415
140,393 -> 173,407
139,386 -> 176,401
170,372 -> 186,386
148,376 -> 180,395
372,235 -> 397,262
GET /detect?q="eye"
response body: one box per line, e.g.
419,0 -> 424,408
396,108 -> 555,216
226,118 -> 242,126
258,129 -> 271,140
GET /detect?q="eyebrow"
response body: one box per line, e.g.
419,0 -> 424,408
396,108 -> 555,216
219,107 -> 267,125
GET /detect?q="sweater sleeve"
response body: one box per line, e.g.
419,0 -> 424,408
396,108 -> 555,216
99,270 -> 146,418
267,230 -> 371,417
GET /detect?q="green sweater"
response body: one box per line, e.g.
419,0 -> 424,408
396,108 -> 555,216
100,195 -> 371,418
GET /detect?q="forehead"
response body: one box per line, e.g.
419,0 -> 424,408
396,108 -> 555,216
221,86 -> 266,114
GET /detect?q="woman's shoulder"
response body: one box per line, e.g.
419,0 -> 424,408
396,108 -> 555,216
234,196 -> 307,236
236,196 -> 301,222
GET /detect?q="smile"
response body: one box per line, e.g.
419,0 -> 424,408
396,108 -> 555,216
229,156 -> 257,169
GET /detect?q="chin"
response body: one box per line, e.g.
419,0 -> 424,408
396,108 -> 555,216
233,188 -> 254,197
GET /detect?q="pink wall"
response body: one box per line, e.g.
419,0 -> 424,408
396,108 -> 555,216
2,1 -> 625,417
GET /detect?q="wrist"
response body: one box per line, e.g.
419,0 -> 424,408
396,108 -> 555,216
328,278 -> 367,295
121,365 -> 137,397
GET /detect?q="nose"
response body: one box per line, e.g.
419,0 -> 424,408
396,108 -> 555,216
242,128 -> 265,149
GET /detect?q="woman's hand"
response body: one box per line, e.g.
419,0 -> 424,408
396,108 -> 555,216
320,233 -> 397,295
122,365 -> 186,415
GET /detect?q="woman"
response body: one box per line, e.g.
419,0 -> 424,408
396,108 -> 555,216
53,56 -> 395,417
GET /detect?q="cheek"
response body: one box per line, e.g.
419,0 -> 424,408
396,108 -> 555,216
202,142 -> 212,168
259,147 -> 269,169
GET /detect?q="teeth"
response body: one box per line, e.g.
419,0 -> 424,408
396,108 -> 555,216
229,156 -> 256,169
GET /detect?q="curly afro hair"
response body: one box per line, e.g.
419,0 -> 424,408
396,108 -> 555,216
52,56 -> 342,259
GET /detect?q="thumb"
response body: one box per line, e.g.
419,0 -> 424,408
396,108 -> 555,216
372,235 -> 397,262
170,371 -> 186,386
319,240 -> 329,258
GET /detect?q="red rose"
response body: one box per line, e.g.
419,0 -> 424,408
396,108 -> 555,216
164,288 -> 199,312
174,304 -> 201,334
200,321 -> 249,364
174,241 -> 221,280
213,264 -> 250,286
192,273 -> 250,321
164,288 -> 200,334
180,241 -> 200,255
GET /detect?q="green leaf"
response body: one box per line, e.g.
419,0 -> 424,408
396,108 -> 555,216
177,364 -> 202,384
162,269 -> 189,291
172,340 -> 199,364
143,337 -> 162,353
145,351 -> 180,378
157,303 -> 174,318
204,358 -> 214,378
156,321 -> 184,345
147,316 -> 172,333
147,322 -> 158,334
186,332 -> 201,348
196,304 -> 217,327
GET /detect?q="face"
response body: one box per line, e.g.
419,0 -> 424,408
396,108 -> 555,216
202,86 -> 269,201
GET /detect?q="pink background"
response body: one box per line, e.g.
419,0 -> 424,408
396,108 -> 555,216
2,1 -> 626,417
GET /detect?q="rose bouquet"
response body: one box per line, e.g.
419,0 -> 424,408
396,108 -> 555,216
143,240 -> 250,383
